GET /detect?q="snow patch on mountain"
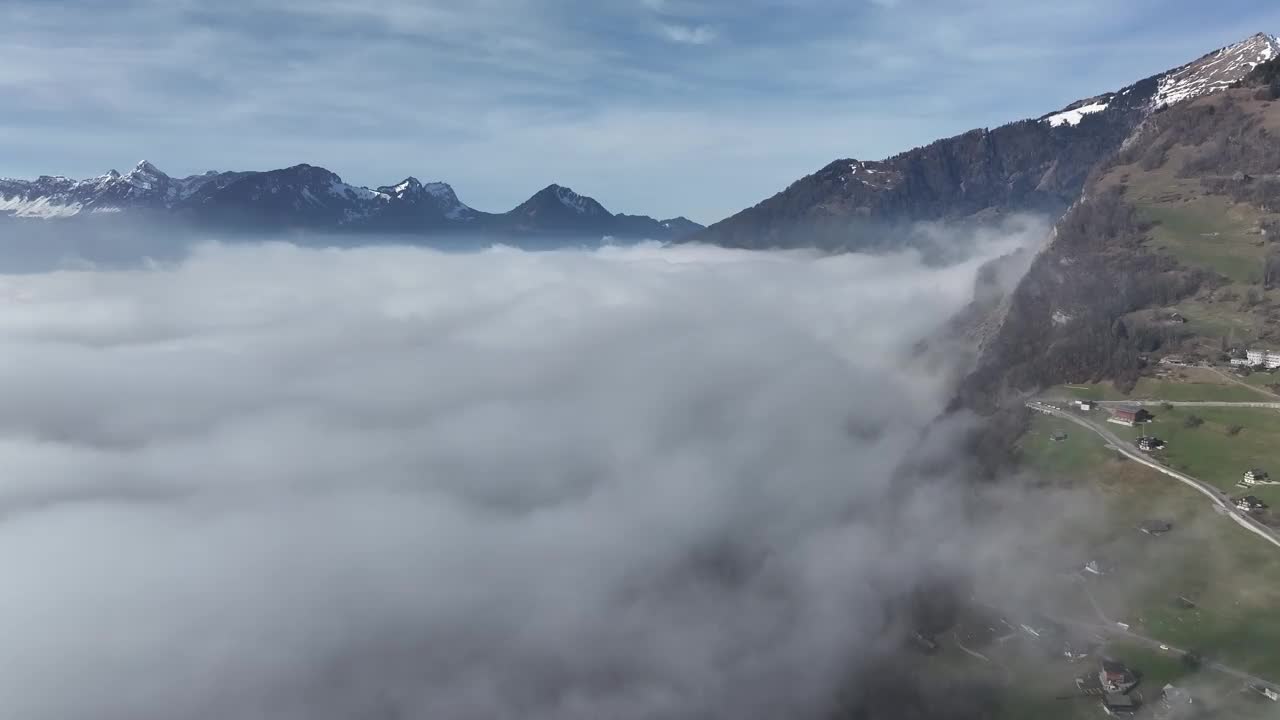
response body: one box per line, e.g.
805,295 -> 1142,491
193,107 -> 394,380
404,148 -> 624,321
0,195 -> 82,218
554,185 -> 594,215
1044,100 -> 1109,127
327,177 -> 386,202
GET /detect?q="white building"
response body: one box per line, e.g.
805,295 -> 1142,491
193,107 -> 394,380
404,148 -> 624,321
1247,349 -> 1280,369
1243,469 -> 1270,486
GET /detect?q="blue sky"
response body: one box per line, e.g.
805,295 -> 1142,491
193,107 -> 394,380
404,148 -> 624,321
4,0 -> 1280,223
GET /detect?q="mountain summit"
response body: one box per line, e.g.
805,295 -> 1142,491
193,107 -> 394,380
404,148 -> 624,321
0,165 -> 702,241
692,32 -> 1280,251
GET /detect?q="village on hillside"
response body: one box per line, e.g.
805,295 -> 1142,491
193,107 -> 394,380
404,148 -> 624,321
1005,348 -> 1280,718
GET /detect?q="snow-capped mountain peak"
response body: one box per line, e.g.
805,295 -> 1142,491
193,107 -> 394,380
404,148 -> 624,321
0,163 -> 701,239
130,160 -> 164,176
390,177 -> 423,195
1154,31 -> 1280,108
552,184 -> 590,215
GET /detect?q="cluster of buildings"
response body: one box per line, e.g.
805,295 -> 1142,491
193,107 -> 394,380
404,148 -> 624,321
1231,348 -> 1280,368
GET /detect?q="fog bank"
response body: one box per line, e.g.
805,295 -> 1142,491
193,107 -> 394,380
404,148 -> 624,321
0,234 -> 1036,719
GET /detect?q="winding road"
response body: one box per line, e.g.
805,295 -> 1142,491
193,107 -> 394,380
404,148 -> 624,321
1025,401 -> 1280,550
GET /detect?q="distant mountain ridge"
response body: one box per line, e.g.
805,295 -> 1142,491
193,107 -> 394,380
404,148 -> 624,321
0,162 -> 702,241
693,32 -> 1280,251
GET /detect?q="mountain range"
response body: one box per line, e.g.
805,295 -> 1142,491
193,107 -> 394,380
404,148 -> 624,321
692,32 -> 1280,251
0,162 -> 703,241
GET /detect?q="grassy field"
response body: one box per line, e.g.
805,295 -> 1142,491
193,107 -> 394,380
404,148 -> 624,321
1018,415 -> 1115,476
1139,199 -> 1265,285
1049,377 -> 1263,403
1169,293 -> 1268,346
1238,370 -> 1280,392
1109,406 -> 1280,505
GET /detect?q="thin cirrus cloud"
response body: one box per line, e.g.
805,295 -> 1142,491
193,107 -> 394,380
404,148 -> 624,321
3,0 -> 1280,222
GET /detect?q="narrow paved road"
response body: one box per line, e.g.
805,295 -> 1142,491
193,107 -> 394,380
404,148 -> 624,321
1090,399 -> 1280,409
1026,401 -> 1280,550
1073,583 -> 1276,689
1202,365 -> 1280,400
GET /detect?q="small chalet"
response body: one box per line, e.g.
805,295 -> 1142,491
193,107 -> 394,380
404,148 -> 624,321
1138,520 -> 1173,536
1075,400 -> 1095,411
1137,436 -> 1164,452
1108,406 -> 1150,427
1156,684 -> 1192,718
1242,468 -> 1270,486
1236,495 -> 1268,512
1102,691 -> 1141,717
1100,659 -> 1139,694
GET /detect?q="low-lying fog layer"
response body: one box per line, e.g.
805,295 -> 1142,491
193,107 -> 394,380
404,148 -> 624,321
0,229 -> 1040,719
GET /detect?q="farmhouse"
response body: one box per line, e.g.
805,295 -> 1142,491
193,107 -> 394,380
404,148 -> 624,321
1107,406 -> 1150,427
1138,520 -> 1173,536
1136,436 -> 1164,452
1155,684 -> 1193,719
1247,348 -> 1280,369
1236,495 -> 1268,512
1100,659 -> 1139,694
1075,400 -> 1095,411
1102,691 -> 1141,717
1242,468 -> 1270,486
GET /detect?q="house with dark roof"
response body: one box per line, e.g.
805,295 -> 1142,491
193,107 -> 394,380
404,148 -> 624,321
1138,520 -> 1173,536
1103,690 -> 1142,717
1237,495 -> 1268,512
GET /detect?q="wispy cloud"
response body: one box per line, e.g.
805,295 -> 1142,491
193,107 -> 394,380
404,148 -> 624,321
660,22 -> 718,45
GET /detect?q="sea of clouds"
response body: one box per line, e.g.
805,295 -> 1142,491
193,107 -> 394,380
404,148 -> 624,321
0,229 -> 1044,719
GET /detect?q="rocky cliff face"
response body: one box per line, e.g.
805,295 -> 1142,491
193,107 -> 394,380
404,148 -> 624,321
693,33 -> 1280,252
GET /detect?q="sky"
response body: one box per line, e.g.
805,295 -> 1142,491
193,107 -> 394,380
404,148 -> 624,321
4,1 -> 1280,223
0,227 -> 1077,719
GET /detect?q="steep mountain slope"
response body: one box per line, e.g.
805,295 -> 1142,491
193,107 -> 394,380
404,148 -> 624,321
959,54 -> 1280,412
0,163 -> 703,241
694,33 -> 1280,251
